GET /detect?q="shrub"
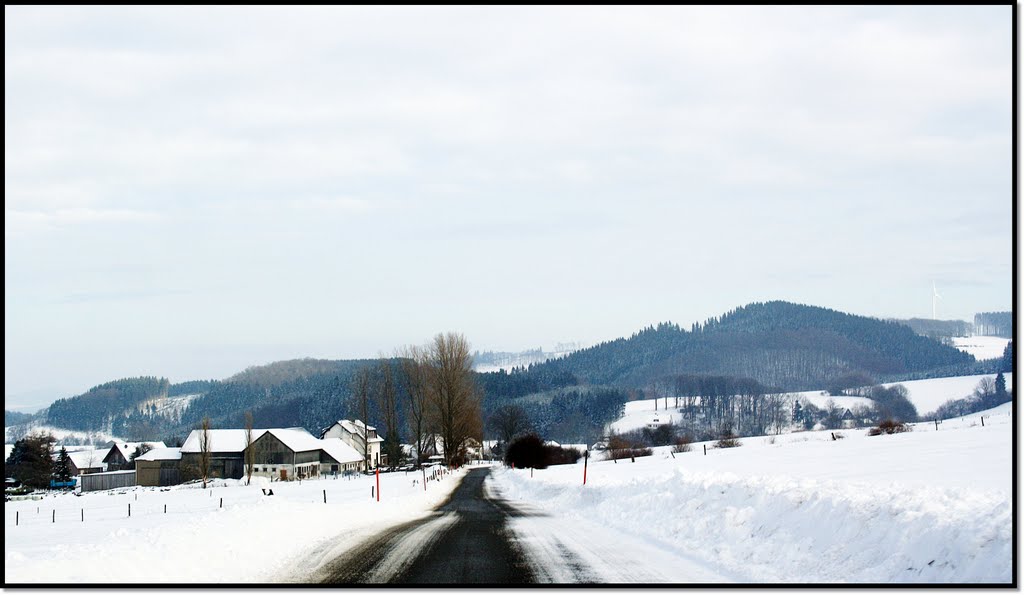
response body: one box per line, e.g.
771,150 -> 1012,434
715,426 -> 742,449
867,419 -> 911,436
715,436 -> 742,449
672,434 -> 693,453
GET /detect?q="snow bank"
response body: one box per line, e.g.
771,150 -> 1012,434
5,467 -> 467,584
490,410 -> 1011,584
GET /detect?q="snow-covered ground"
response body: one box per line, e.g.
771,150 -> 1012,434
490,404 -> 1012,583
951,336 -> 1011,361
5,467 -> 465,584
884,373 -> 1013,415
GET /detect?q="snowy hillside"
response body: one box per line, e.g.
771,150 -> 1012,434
490,404 -> 1012,583
608,373 -> 1013,435
4,423 -> 123,446
951,336 -> 1011,361
883,373 -> 1013,415
5,468 -> 466,583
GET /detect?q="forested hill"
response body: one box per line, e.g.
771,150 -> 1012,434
526,301 -> 976,391
45,377 -> 171,434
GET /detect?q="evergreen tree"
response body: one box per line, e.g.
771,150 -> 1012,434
53,447 -> 73,483
6,433 -> 56,489
1002,341 -> 1013,373
995,372 -> 1008,402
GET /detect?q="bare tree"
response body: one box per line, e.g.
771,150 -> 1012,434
399,345 -> 430,467
426,332 -> 482,466
351,367 -> 372,471
375,359 -> 402,468
199,417 -> 212,489
488,404 -> 532,449
243,411 -> 255,486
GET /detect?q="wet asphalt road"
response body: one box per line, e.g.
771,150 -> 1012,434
315,467 -> 535,585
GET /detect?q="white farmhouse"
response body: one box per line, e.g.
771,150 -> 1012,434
320,419 -> 384,469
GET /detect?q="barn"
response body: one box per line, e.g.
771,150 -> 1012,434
179,430 -> 253,481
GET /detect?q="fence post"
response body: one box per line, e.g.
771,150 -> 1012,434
376,467 -> 380,502
128,503 -> 131,517
16,511 -> 19,526
981,416 -> 985,427
371,486 -> 375,499
323,490 -> 327,504
52,510 -> 55,523
583,451 -> 588,486
934,419 -> 938,431
423,467 -> 427,492
164,504 -> 167,514
220,498 -> 223,509
703,445 -> 707,456
81,508 -> 84,522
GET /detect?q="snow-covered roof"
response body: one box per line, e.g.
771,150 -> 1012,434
263,428 -> 323,453
319,438 -> 363,464
181,429 -> 266,453
67,449 -> 107,470
105,441 -> 166,462
336,419 -> 384,444
136,447 -> 182,462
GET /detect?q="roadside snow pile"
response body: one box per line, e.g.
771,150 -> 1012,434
5,467 -> 466,584
490,408 -> 1011,584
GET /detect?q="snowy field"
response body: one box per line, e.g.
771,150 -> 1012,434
490,404 -> 1012,584
951,336 -> 1011,361
5,467 -> 465,584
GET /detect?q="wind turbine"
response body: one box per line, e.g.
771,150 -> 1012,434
932,282 -> 942,320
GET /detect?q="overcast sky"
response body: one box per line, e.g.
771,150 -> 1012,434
5,6 -> 1013,409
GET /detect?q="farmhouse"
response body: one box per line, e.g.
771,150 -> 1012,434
135,447 -> 182,486
103,441 -> 166,471
320,419 -> 384,469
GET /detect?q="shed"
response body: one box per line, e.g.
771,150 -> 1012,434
135,447 -> 182,486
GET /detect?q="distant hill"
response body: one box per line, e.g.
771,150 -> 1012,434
4,410 -> 37,427
13,301 -> 992,446
890,318 -> 972,341
526,301 -> 976,391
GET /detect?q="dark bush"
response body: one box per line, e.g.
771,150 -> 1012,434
867,419 -> 912,436
504,434 -> 582,469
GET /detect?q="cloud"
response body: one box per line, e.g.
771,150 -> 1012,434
5,208 -> 160,237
